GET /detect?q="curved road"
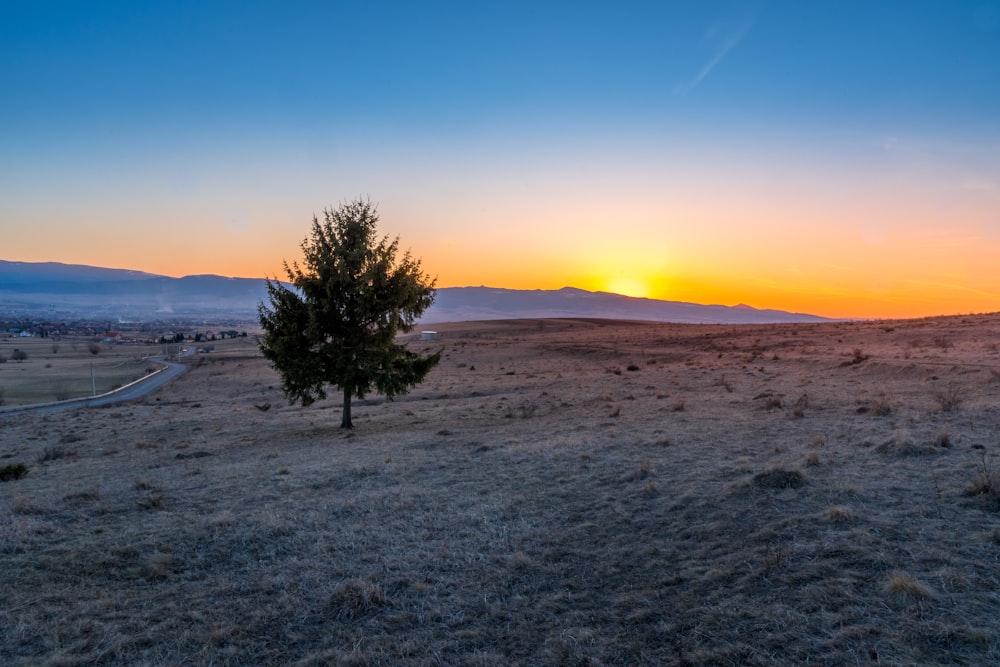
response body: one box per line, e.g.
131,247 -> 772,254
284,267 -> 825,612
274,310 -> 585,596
0,357 -> 188,417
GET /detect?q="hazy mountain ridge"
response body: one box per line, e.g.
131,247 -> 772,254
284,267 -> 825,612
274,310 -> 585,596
0,261 -> 831,323
422,286 -> 831,324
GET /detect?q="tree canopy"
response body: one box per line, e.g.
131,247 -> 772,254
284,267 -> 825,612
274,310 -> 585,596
258,200 -> 439,428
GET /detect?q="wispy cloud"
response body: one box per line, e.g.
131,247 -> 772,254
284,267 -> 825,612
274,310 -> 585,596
674,19 -> 754,97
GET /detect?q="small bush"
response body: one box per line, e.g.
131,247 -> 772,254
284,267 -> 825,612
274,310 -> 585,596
11,349 -> 27,362
0,463 -> 29,482
88,342 -> 101,355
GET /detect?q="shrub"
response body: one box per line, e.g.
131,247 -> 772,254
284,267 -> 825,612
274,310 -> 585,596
0,463 -> 29,482
11,349 -> 27,362
88,342 -> 101,355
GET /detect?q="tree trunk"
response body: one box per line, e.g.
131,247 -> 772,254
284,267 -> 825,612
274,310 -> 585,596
341,387 -> 353,429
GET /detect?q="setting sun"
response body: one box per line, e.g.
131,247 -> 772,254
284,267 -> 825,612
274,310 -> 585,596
605,277 -> 651,299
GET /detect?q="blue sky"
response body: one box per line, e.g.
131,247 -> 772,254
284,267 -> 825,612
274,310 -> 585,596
2,1 -> 999,317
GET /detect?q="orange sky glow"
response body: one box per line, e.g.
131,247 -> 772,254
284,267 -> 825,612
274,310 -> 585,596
4,4 -> 1000,321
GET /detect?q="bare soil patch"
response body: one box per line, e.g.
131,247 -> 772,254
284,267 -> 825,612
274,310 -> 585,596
3,315 -> 1000,664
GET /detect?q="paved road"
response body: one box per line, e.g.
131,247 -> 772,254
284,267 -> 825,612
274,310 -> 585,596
0,357 -> 188,417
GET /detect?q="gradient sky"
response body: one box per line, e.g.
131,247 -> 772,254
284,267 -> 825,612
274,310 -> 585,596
2,1 -> 999,319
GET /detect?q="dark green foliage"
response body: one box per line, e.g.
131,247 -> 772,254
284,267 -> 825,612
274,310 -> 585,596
258,199 -> 439,428
0,463 -> 29,482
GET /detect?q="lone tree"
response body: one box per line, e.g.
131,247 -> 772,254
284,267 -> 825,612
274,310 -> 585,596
258,199 -> 439,428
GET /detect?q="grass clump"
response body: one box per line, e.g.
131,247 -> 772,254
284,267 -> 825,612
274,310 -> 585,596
886,573 -> 934,600
825,506 -> 854,522
932,383 -> 964,412
328,579 -> 386,621
965,453 -> 1000,508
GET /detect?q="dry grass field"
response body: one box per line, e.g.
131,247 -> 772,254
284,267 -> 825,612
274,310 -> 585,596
0,337 -> 163,406
3,315 -> 1000,665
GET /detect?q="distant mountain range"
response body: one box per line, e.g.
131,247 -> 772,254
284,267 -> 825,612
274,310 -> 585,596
0,260 -> 831,324
422,286 -> 831,324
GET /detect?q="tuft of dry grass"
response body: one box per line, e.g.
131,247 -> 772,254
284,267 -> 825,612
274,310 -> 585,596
825,506 -> 854,522
328,579 -> 386,621
965,452 -> 1000,507
932,383 -> 964,412
886,573 -> 934,600
713,375 -> 734,393
876,431 -> 936,457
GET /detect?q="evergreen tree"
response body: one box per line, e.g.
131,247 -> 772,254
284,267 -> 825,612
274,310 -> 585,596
258,199 -> 439,428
